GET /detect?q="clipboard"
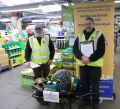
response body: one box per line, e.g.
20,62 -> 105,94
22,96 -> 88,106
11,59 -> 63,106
30,62 -> 40,68
80,41 -> 94,57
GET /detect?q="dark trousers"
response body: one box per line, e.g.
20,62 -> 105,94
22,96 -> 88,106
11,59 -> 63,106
80,66 -> 101,104
33,62 -> 50,79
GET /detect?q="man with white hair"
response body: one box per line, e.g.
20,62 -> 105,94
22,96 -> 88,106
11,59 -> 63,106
25,23 -> 55,79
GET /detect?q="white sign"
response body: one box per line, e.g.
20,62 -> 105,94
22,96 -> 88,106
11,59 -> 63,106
81,42 -> 94,57
43,91 -> 59,103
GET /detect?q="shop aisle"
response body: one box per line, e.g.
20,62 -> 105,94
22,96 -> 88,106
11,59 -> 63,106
0,49 -> 120,109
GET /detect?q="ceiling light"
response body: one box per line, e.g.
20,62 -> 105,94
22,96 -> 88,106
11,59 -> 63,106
47,15 -> 61,19
114,1 -> 120,3
63,3 -> 69,6
63,3 -> 74,6
32,19 -> 45,23
1,7 -> 42,13
1,5 -> 61,13
0,0 -> 14,6
38,4 -> 61,13
0,18 -> 10,22
0,0 -> 33,6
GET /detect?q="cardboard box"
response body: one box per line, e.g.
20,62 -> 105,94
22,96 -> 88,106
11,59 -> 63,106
0,62 -> 9,67
2,54 -> 8,58
2,54 -> 9,62
0,60 -> 2,64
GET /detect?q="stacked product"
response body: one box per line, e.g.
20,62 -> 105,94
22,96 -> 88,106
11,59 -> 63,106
0,48 -> 9,70
61,47 -> 76,76
6,43 -> 21,58
44,70 -> 78,92
54,53 -> 63,69
20,68 -> 35,87
56,39 -> 69,49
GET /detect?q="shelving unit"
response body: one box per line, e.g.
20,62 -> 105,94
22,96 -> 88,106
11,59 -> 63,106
0,48 -> 10,73
3,41 -> 25,67
10,53 -> 21,58
7,47 -> 21,50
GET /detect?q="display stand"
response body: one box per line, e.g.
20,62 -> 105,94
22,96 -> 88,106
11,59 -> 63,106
3,41 -> 25,68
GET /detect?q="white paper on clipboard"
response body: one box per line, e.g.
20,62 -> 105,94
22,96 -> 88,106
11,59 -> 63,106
80,42 -> 94,57
43,91 -> 59,103
30,62 -> 40,68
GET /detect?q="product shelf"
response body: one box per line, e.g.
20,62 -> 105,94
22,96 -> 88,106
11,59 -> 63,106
9,53 -> 21,58
7,47 -> 21,50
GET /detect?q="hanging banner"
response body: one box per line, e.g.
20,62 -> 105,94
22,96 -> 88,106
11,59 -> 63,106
74,1 -> 114,99
62,5 -> 74,21
62,5 -> 74,39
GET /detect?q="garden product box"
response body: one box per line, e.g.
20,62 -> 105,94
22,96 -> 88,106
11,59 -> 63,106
21,77 -> 35,87
0,62 -> 9,68
2,54 -> 9,61
20,68 -> 35,87
55,58 -> 63,69
20,68 -> 34,78
63,62 -> 74,70
62,53 -> 74,62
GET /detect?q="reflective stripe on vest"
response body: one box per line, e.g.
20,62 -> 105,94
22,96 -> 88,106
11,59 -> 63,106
77,31 -> 104,67
32,48 -> 49,53
29,36 -> 50,64
31,56 -> 49,60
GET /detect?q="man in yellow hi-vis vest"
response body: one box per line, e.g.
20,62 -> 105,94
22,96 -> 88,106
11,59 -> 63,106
25,23 -> 55,79
73,18 -> 105,109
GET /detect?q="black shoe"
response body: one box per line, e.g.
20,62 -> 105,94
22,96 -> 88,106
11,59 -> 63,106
92,104 -> 99,109
79,102 -> 89,109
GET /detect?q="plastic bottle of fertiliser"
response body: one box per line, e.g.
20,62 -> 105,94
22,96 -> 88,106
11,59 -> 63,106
59,40 -> 61,49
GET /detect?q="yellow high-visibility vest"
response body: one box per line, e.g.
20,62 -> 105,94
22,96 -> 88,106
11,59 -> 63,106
76,30 -> 104,67
29,36 -> 50,64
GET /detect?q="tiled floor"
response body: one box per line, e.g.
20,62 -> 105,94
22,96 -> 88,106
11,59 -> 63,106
0,49 -> 120,109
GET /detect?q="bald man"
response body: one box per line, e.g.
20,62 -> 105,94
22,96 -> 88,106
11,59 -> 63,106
26,26 -> 34,38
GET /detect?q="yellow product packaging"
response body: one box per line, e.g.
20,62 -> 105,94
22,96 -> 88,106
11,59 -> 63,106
2,54 -> 9,61
0,48 -> 5,55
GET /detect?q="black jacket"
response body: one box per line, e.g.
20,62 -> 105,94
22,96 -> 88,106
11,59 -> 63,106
25,36 -> 55,62
27,32 -> 34,38
73,28 -> 105,62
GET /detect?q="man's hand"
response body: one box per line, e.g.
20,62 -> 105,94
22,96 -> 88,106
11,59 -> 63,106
48,60 -> 53,65
82,56 -> 90,64
24,62 -> 30,67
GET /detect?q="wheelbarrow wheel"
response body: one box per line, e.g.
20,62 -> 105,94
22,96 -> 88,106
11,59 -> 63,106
36,97 -> 49,105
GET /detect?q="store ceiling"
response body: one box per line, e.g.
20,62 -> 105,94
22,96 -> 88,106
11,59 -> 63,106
0,0 -> 120,23
0,0 -> 65,21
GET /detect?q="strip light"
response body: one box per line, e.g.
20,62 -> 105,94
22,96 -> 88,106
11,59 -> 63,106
1,7 -> 42,13
114,1 -> 120,3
